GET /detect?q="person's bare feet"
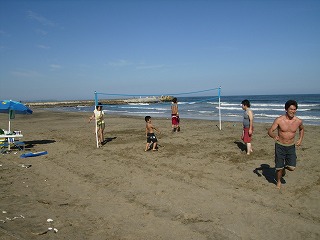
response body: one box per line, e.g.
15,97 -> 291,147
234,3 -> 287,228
282,168 -> 286,177
247,148 -> 253,155
276,181 -> 281,189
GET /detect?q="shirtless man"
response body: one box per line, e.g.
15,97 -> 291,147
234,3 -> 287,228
268,100 -> 304,189
171,98 -> 180,132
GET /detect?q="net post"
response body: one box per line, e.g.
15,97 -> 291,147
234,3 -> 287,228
94,91 -> 99,148
94,91 -> 98,106
218,86 -> 222,130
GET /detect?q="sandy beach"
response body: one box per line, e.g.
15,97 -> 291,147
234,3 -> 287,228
1,110 -> 319,240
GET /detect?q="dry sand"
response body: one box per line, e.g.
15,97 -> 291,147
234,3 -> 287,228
0,110 -> 319,240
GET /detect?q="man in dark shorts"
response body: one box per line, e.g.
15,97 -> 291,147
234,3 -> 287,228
268,100 -> 304,189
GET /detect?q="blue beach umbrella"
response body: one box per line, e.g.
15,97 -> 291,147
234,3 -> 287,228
0,100 -> 33,132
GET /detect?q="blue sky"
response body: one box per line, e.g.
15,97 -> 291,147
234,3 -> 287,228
1,0 -> 319,101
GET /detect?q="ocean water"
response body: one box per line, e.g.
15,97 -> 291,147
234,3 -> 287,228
51,94 -> 320,126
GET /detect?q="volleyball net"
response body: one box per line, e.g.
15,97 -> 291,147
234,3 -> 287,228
93,87 -> 222,148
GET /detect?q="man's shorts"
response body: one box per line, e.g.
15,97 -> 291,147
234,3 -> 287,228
147,133 -> 157,143
242,127 -> 253,143
172,115 -> 179,125
275,142 -> 296,170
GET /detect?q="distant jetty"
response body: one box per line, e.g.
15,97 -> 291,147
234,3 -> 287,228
26,96 -> 174,108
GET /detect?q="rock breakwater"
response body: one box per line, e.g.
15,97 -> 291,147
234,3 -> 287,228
26,96 -> 174,108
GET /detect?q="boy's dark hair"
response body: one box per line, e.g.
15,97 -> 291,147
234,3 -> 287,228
285,100 -> 298,110
145,116 -> 151,122
172,97 -> 177,103
241,99 -> 250,108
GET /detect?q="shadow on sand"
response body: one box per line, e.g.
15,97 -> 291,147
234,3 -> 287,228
234,140 -> 247,153
103,137 -> 117,145
24,140 -> 56,149
253,164 -> 286,185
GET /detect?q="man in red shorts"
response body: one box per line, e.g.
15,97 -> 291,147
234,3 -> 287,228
171,97 -> 180,132
241,99 -> 254,155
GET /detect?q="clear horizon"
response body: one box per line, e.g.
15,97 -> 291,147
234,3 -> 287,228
1,0 -> 319,101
